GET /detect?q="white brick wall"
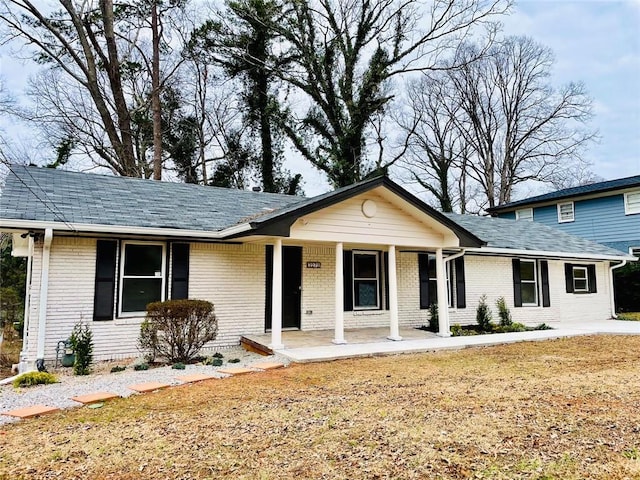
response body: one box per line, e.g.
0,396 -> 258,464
25,238 -> 614,364
448,255 -> 611,327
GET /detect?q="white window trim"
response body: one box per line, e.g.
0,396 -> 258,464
352,250 -> 380,310
520,259 -> 538,306
557,201 -> 575,223
572,266 -> 589,293
119,241 -> 166,317
624,191 -> 640,215
428,259 -> 453,308
515,208 -> 533,221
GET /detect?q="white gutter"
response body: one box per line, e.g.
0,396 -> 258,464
444,249 -> 466,265
609,260 -> 628,319
465,246 -> 633,262
36,228 -> 53,363
0,219 -> 254,240
19,235 -> 34,373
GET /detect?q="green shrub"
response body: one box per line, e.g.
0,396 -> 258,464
428,303 -> 439,332
139,299 -> 218,364
12,371 -> 57,388
110,365 -> 126,373
497,322 -> 527,333
204,356 -> 223,366
534,323 -> 553,330
228,358 -> 241,364
208,357 -> 223,367
69,321 -> 93,376
451,324 -> 462,336
134,363 -> 149,371
476,295 -> 493,332
212,352 -> 224,358
172,362 -> 186,370
496,297 -> 512,326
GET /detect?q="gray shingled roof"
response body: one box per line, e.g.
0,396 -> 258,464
0,165 -> 304,232
446,213 -> 630,258
488,175 -> 640,213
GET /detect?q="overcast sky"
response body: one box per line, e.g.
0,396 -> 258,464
1,1 -> 639,198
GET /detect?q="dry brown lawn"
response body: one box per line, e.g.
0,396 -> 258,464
1,335 -> 640,480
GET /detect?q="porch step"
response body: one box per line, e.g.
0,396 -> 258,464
240,336 -> 272,356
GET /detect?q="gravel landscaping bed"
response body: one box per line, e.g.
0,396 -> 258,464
0,347 -> 287,425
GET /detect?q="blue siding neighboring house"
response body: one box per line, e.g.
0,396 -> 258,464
487,176 -> 640,256
487,176 -> 640,312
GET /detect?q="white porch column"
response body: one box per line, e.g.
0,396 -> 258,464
387,245 -> 402,341
37,229 -> 53,363
270,238 -> 284,350
435,247 -> 451,337
333,242 -> 347,344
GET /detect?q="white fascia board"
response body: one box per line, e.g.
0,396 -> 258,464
465,246 -> 635,262
0,219 -> 253,239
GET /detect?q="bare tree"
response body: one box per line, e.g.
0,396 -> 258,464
449,36 -> 596,208
272,0 -> 510,187
399,74 -> 469,212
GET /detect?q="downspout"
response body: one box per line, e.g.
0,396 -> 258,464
609,260 -> 627,319
444,249 -> 466,266
18,234 -> 34,373
36,229 -> 53,367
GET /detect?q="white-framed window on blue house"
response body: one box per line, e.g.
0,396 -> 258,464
515,208 -> 533,221
119,241 -> 166,315
557,202 -> 575,223
624,191 -> 640,215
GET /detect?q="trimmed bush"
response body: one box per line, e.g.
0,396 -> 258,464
496,297 -> 512,327
110,365 -> 126,373
228,358 -> 240,364
451,324 -> 462,336
172,362 -> 186,370
139,299 -> 218,364
13,371 -> 57,388
476,295 -> 493,332
134,363 -> 149,371
69,321 -> 93,376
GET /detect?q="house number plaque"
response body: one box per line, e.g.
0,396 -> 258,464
306,262 -> 322,269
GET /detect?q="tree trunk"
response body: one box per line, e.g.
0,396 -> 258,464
151,1 -> 162,180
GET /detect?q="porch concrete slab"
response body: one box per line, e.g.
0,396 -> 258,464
271,321 -> 640,363
128,382 -> 171,393
217,367 -> 258,376
3,405 -> 60,419
175,373 -> 218,383
71,392 -> 120,404
251,362 -> 285,370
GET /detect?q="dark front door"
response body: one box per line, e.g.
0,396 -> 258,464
265,245 -> 302,330
282,246 -> 302,329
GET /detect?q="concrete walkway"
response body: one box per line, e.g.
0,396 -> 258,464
272,319 -> 640,363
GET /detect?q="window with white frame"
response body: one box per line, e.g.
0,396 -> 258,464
625,191 -> 640,215
572,266 -> 589,292
426,255 -> 452,307
120,242 -> 166,314
515,208 -> 533,221
557,202 -> 575,223
352,251 -> 380,309
632,247 -> 640,258
519,260 -> 538,305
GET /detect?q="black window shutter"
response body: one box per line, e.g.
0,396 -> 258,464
171,243 -> 190,300
455,257 -> 466,309
343,250 -> 353,311
512,258 -> 522,307
565,263 -> 574,293
265,245 -> 273,329
540,260 -> 551,307
383,252 -> 390,310
418,253 -> 430,309
93,240 -> 117,321
587,264 -> 597,293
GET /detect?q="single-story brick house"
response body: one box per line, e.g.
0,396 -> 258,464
1,166 -> 635,370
